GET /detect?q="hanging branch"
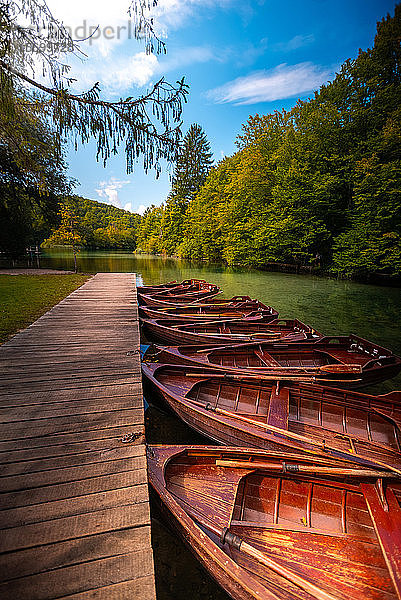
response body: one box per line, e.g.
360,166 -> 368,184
0,0 -> 189,177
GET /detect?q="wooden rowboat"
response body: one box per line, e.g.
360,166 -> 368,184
142,362 -> 401,472
148,445 -> 401,600
149,335 -> 401,388
140,317 -> 322,345
138,282 -> 220,306
137,278 -> 214,294
138,293 -> 261,308
138,303 -> 279,322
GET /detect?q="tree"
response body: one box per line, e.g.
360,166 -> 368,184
161,123 -> 213,254
43,201 -> 84,272
136,3 -> 401,278
170,124 -> 213,203
136,204 -> 164,253
0,0 -> 189,184
0,95 -> 72,255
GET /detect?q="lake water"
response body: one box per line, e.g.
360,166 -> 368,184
5,248 -> 401,599
12,249 -> 401,390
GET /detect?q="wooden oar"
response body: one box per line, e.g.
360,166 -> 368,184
184,372 -> 361,383
215,459 -> 397,478
190,515 -> 339,600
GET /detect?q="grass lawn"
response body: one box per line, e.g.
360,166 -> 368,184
0,274 -> 91,343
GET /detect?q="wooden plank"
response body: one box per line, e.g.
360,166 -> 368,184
0,526 -> 152,580
0,383 -> 142,406
0,484 -> 149,529
0,397 -> 143,423
0,435 -> 132,464
0,550 -> 155,600
1,453 -> 147,492
58,577 -> 156,600
0,375 -> 142,395
0,443 -> 145,477
0,368 -> 142,386
0,483 -> 150,555
0,273 -> 155,599
0,425 -> 134,452
1,469 -> 147,510
0,408 -> 143,440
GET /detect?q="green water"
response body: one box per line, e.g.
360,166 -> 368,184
13,248 -> 401,390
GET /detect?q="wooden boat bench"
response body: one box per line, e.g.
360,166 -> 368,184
315,348 -> 371,366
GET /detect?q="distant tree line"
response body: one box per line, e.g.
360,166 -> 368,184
42,197 -> 141,250
0,0 -> 187,256
136,5 -> 401,280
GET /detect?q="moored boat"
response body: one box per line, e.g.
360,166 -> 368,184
137,279 -> 219,295
148,444 -> 401,600
137,278 -> 215,294
142,362 -> 401,472
140,317 -> 321,345
148,335 -> 401,388
138,302 -> 279,322
138,282 -> 220,306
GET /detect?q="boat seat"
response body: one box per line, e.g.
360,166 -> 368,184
315,349 -> 370,366
267,387 -> 289,430
254,349 -> 281,367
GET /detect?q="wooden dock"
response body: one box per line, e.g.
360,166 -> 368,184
0,273 -> 156,600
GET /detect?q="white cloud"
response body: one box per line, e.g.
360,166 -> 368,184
29,1 -> 232,94
136,204 -> 147,215
96,177 -> 131,208
207,62 -> 334,105
68,44 -> 215,94
274,34 -> 315,52
124,202 -> 133,212
70,52 -> 159,92
143,0 -> 234,35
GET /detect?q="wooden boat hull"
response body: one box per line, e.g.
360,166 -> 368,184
141,317 -> 321,345
148,445 -> 401,600
142,363 -> 401,473
137,279 -> 209,294
138,304 -> 278,322
150,335 -> 401,388
138,283 -> 220,306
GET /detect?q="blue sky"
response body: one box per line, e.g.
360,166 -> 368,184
46,0 -> 397,214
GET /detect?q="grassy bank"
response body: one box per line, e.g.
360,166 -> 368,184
0,274 -> 91,343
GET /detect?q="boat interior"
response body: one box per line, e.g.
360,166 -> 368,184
159,447 -> 401,600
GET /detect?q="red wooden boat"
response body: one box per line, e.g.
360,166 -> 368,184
140,317 -> 322,345
142,362 -> 401,472
138,302 -> 279,322
138,293 -> 262,308
138,282 -> 220,306
148,445 -> 401,600
137,278 -> 213,294
149,335 -> 401,388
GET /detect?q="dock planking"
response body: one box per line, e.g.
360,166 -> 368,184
0,273 -> 156,600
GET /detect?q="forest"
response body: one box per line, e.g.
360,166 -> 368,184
41,197 -> 141,250
136,5 -> 401,280
1,3 -> 400,280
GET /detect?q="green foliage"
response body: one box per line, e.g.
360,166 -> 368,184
161,124 -> 213,255
0,0 -> 188,177
43,196 -> 141,250
136,204 -> 164,253
137,4 -> 401,279
0,93 -> 72,255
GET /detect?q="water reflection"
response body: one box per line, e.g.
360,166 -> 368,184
6,249 -> 400,391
